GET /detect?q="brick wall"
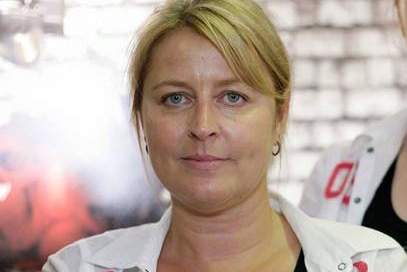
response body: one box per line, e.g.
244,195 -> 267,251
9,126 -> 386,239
2,0 -> 407,205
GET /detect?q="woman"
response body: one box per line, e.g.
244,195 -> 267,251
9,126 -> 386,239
300,0 -> 407,252
43,0 -> 407,271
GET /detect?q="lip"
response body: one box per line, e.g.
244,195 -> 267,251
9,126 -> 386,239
181,154 -> 228,171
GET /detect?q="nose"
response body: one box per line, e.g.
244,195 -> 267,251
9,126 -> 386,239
188,101 -> 219,141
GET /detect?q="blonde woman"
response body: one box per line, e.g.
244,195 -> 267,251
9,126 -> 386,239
301,0 -> 407,253
44,0 -> 407,271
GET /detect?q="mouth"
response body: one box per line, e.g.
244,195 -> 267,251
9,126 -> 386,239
181,154 -> 229,171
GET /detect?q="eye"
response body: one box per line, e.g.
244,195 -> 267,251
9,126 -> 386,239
162,93 -> 186,106
223,92 -> 246,105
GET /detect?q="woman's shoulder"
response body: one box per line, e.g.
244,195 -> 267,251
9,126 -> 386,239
42,223 -> 156,272
306,218 -> 407,271
42,227 -> 127,271
311,216 -> 401,250
282,195 -> 402,251
276,195 -> 407,270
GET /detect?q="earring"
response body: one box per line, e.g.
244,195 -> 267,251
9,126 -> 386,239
272,141 -> 281,156
144,135 -> 149,154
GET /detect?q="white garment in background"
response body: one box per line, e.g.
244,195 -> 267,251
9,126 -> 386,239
300,109 -> 407,225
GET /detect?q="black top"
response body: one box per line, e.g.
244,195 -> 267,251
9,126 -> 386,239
362,157 -> 407,252
294,250 -> 307,272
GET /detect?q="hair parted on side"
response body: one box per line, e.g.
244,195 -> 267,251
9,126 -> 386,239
128,0 -> 291,143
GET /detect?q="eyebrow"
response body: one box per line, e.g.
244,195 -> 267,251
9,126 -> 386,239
214,78 -> 242,88
150,80 -> 192,91
150,77 -> 243,91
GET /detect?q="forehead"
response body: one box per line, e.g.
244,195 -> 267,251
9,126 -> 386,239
145,27 -> 236,81
151,27 -> 221,62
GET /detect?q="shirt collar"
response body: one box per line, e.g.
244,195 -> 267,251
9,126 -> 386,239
86,209 -> 171,271
272,194 -> 400,270
271,194 -> 355,269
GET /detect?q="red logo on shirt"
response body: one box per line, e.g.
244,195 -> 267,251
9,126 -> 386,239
353,261 -> 368,272
324,162 -> 355,198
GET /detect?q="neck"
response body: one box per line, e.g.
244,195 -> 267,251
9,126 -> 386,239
159,181 -> 300,272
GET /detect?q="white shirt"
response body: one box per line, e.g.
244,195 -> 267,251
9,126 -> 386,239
300,109 -> 407,225
43,194 -> 407,272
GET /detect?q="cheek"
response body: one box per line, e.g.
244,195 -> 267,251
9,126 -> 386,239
142,111 -> 185,154
229,117 -> 275,162
250,129 -> 274,160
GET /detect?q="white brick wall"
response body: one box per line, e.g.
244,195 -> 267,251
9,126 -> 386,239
293,29 -> 346,57
345,88 -> 403,117
317,0 -> 373,27
1,0 -> 406,206
348,28 -> 401,57
342,60 -> 368,88
317,60 -> 340,87
291,89 -> 344,121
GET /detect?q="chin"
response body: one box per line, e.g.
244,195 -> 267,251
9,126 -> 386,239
172,185 -> 240,213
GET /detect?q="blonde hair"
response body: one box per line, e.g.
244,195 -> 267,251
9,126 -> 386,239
128,0 -> 291,143
395,0 -> 406,36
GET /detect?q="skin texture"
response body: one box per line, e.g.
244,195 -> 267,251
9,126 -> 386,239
392,136 -> 407,221
392,0 -> 407,223
141,27 -> 300,272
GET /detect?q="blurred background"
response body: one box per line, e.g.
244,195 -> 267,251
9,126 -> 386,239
0,0 -> 406,270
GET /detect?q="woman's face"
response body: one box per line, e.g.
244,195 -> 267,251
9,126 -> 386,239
141,27 -> 280,213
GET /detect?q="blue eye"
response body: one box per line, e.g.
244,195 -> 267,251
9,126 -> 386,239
164,93 -> 184,105
224,92 -> 244,104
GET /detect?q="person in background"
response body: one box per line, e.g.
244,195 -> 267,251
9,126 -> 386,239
300,0 -> 407,252
43,0 -> 407,271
